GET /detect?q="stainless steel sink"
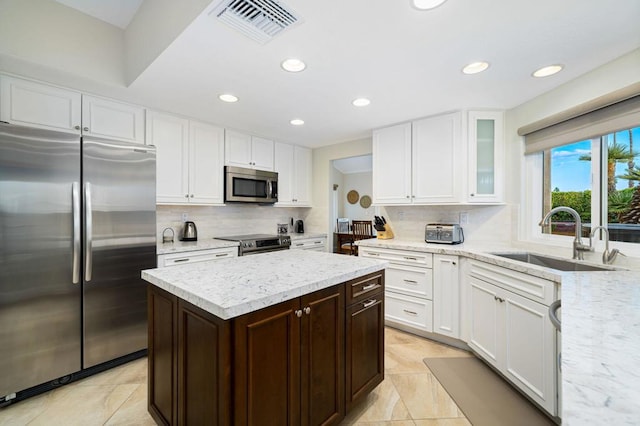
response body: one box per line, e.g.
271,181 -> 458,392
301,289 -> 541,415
490,252 -> 611,272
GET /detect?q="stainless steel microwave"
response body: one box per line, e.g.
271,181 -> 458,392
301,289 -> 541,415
224,166 -> 278,204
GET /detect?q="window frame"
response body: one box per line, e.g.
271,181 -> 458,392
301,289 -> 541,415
522,137 -> 640,258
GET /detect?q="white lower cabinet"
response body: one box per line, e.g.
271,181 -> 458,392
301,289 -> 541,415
468,260 -> 557,416
433,254 -> 460,339
359,247 -> 435,334
290,236 -> 327,252
157,247 -> 237,267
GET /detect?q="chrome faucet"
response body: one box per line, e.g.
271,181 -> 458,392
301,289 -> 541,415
539,206 -> 593,260
589,226 -> 624,265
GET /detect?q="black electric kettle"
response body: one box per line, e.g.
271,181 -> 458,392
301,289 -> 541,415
180,221 -> 198,241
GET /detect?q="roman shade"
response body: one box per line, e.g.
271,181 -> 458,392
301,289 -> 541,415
519,82 -> 640,154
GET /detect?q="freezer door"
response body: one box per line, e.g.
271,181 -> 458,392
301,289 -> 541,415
82,138 -> 156,368
0,124 -> 82,397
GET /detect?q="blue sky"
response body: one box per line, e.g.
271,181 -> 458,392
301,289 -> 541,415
551,127 -> 640,192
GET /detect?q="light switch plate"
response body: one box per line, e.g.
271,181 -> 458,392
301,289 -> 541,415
459,211 -> 469,225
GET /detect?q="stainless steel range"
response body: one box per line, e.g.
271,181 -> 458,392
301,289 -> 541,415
215,234 -> 291,256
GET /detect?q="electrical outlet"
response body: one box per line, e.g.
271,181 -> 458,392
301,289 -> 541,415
181,212 -> 188,222
459,211 -> 469,225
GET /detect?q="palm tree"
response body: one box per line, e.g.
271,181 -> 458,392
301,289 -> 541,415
579,141 -> 636,193
619,166 -> 640,223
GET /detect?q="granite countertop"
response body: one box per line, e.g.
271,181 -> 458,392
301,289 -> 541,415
157,234 -> 327,254
157,239 -> 239,255
142,250 -> 385,320
357,237 -> 640,423
561,271 -> 640,424
289,233 -> 327,240
356,238 -> 625,283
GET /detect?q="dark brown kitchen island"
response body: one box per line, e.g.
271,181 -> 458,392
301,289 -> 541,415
142,250 -> 386,425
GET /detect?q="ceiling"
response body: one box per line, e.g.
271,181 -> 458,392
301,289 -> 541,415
54,0 -> 143,29
23,1 -> 640,147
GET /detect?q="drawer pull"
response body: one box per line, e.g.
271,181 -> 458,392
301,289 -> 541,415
404,256 -> 418,260
403,279 -> 418,284
215,253 -> 228,257
362,283 -> 377,291
403,309 -> 418,315
494,296 -> 505,303
173,258 -> 189,263
367,252 -> 380,256
314,241 -> 322,244
363,299 -> 377,308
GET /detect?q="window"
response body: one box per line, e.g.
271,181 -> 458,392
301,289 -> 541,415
541,126 -> 640,244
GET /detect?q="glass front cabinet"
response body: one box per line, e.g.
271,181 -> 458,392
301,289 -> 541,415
467,111 -> 504,203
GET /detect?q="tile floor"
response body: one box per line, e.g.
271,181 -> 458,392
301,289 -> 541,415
0,327 -> 473,425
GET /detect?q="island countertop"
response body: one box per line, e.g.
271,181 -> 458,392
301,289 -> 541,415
142,250 -> 386,320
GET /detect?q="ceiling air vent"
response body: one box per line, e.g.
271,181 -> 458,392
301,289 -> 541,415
211,0 -> 301,44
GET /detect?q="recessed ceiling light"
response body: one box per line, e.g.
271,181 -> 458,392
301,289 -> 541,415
281,58 -> 306,73
352,98 -> 371,107
218,94 -> 238,103
532,64 -> 563,78
462,62 -> 490,75
412,0 -> 447,10
290,119 -> 304,126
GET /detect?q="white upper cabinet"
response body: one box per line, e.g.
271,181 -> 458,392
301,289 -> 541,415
274,142 -> 312,207
0,75 -> 81,133
372,123 -> 412,205
147,111 -> 189,204
0,75 -> 145,143
147,112 -> 225,205
467,110 -> 504,203
372,110 -> 504,205
225,130 -> 274,171
81,95 -> 145,143
412,112 -> 463,203
372,112 -> 463,205
189,121 -> 225,204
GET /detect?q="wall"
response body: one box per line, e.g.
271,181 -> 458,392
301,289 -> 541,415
341,172 -> 374,221
157,205 -> 310,243
504,48 -> 640,240
306,138 -> 373,234
0,0 -> 125,85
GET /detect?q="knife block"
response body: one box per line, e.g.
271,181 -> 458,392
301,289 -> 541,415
376,224 -> 394,239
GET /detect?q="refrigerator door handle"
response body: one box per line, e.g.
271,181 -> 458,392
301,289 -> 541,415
84,182 -> 93,282
72,182 -> 81,284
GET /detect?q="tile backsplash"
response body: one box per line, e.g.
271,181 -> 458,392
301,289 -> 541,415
378,205 -> 511,242
157,205 -> 311,242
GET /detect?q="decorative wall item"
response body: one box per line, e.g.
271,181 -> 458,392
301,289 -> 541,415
347,190 -> 359,204
359,195 -> 372,208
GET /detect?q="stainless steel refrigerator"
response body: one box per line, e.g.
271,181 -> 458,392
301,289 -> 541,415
0,123 -> 156,401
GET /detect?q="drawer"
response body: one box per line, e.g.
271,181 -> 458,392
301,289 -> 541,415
290,238 -> 326,250
359,247 -> 432,268
469,260 -> 556,305
346,271 -> 385,306
386,263 -> 432,300
384,292 -> 433,332
157,247 -> 238,267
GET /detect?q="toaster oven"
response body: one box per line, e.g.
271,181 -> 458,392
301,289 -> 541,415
425,224 -> 464,244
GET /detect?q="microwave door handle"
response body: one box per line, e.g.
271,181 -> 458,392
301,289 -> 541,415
267,181 -> 272,198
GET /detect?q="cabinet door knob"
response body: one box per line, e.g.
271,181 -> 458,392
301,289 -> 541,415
470,193 -> 475,197
295,309 -> 303,318
74,125 -> 81,130
83,126 -> 89,131
185,194 -> 189,198
406,195 -> 410,198
190,194 -> 194,198
303,307 -> 311,315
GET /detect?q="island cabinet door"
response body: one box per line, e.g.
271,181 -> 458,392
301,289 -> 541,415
148,286 -> 178,425
177,300 -> 231,426
300,285 -> 345,426
233,298 -> 301,426
345,290 -> 385,411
